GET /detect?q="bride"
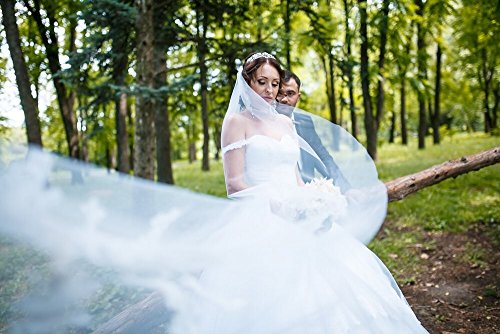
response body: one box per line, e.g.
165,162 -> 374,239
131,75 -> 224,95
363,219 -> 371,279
214,51 -> 429,333
0,52 -> 429,333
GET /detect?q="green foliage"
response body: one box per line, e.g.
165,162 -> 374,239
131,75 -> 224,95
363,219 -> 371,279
0,55 -> 7,88
1,0 -> 497,167
174,159 -> 226,197
0,116 -> 9,135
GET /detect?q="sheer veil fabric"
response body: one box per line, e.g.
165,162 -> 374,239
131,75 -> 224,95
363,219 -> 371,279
0,64 -> 428,333
222,68 -> 388,245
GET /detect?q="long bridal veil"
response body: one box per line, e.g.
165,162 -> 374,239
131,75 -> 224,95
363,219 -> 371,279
0,70 -> 388,333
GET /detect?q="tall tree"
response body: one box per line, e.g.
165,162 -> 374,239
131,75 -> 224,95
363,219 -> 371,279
389,0 -> 414,146
134,0 -> 155,179
415,0 -> 427,149
194,0 -> 210,171
427,0 -> 454,144
283,0 -> 292,70
23,0 -> 80,158
374,0 -> 390,147
398,42 -> 410,145
71,0 -> 136,172
455,0 -> 498,133
302,3 -> 339,124
1,0 -> 42,146
110,1 -> 134,174
153,0 -> 178,184
342,0 -> 357,138
358,0 -> 377,159
320,53 -> 338,124
432,43 -> 442,144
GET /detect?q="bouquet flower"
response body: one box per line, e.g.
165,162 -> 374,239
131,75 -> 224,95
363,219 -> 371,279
270,178 -> 348,233
304,177 -> 341,195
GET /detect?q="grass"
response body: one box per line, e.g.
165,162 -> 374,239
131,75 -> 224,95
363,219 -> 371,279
173,159 -> 226,198
372,133 -> 499,279
378,133 -> 499,233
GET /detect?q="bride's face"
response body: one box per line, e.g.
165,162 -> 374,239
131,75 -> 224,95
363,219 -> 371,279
249,63 -> 280,104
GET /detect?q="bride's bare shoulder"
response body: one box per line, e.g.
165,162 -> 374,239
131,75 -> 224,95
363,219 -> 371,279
222,113 -> 249,145
222,113 -> 250,132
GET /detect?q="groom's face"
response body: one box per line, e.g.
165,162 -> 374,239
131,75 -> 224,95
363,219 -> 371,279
277,79 -> 300,107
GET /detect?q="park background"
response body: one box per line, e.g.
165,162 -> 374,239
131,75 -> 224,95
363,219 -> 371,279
0,0 -> 498,333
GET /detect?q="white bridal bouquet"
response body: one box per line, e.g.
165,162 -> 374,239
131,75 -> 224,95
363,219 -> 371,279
304,177 -> 341,194
270,178 -> 348,233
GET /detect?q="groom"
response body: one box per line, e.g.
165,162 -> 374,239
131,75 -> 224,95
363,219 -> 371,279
277,70 -> 350,191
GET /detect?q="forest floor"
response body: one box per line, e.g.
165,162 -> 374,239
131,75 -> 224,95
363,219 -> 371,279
380,219 -> 499,334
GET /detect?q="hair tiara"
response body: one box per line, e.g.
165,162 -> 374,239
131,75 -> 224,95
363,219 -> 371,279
246,52 -> 275,64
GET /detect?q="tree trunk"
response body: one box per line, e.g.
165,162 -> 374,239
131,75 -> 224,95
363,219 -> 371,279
91,292 -> 170,334
400,75 -> 408,145
213,125 -> 221,161
328,53 -> 337,124
322,54 -> 337,124
1,0 -> 42,146
415,0 -> 427,149
432,43 -> 442,144
134,0 -> 156,180
283,0 -> 291,70
358,0 -> 377,160
196,1 -> 210,171
388,112 -> 396,143
417,95 -> 427,149
153,0 -> 174,184
188,142 -> 196,163
105,144 -> 116,172
24,0 -> 79,158
111,16 -> 131,174
343,0 -> 357,138
375,0 -> 390,131
79,97 -> 89,162
386,146 -> 500,202
127,102 -> 134,171
492,82 -> 499,129
116,92 -> 130,173
427,100 -> 433,135
479,49 -> 493,133
154,52 -> 174,184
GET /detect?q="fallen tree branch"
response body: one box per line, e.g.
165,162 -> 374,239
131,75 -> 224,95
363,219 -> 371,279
91,292 -> 169,334
385,146 -> 500,202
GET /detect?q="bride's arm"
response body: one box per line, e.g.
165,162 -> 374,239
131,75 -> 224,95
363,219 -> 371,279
223,149 -> 249,195
221,114 -> 250,195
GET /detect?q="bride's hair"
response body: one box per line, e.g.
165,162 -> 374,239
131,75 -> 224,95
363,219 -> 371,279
242,51 -> 285,86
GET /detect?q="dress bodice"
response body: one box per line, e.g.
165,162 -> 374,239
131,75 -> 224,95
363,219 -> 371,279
223,134 -> 300,189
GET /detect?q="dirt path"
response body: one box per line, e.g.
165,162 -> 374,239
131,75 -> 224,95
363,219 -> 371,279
399,222 -> 499,334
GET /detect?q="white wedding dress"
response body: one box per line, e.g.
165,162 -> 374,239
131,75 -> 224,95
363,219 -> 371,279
171,133 -> 429,334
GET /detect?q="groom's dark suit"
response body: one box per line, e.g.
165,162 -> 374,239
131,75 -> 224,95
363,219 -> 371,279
294,112 -> 350,191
